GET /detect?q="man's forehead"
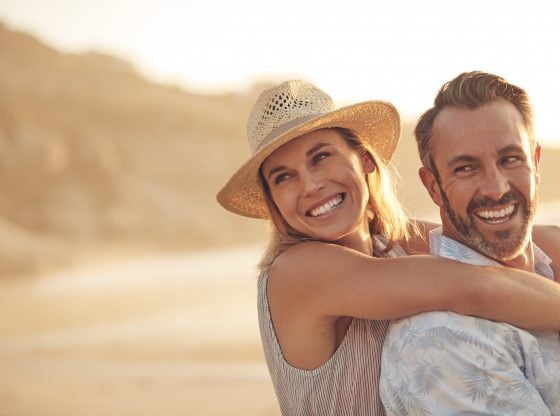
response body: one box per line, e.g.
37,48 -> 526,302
431,101 -> 531,158
434,100 -> 525,136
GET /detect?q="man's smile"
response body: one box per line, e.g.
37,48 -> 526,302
474,204 -> 516,225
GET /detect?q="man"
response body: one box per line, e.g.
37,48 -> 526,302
380,71 -> 560,414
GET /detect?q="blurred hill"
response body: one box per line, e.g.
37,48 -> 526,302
0,22 -> 558,276
0,22 -> 270,276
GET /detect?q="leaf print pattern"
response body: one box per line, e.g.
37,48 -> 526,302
380,229 -> 560,415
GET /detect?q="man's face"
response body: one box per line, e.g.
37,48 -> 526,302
420,99 -> 540,262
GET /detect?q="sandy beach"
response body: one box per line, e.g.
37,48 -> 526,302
0,245 -> 280,416
1,202 -> 559,416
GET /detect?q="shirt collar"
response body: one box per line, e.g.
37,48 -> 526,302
429,227 -> 552,269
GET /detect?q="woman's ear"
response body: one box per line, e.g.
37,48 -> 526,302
360,151 -> 376,174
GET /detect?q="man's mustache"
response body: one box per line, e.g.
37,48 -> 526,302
467,189 -> 523,213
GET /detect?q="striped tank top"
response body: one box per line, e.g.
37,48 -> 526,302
257,239 -> 406,415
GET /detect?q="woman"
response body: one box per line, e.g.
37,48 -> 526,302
217,80 -> 560,415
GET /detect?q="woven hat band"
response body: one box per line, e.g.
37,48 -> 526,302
254,114 -> 321,154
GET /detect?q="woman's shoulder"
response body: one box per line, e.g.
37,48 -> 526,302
275,241 -> 367,266
269,241 -> 374,287
272,241 -> 342,274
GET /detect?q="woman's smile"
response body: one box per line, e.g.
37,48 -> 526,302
306,193 -> 345,217
262,129 -> 373,248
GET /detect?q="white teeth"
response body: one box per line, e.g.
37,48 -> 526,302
308,195 -> 343,217
477,205 -> 514,221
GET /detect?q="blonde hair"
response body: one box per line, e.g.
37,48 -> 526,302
258,128 -> 411,274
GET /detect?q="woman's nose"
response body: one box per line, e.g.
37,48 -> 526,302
300,170 -> 325,196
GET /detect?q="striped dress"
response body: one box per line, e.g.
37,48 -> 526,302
257,239 -> 406,415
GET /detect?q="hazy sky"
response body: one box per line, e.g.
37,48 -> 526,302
1,0 -> 559,144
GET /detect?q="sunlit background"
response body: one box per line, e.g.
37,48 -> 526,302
2,0 -> 560,143
0,1 -> 559,415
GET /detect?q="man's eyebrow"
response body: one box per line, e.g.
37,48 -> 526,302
447,155 -> 478,169
447,155 -> 477,168
498,144 -> 524,156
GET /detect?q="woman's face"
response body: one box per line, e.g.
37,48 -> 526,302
261,129 -> 375,250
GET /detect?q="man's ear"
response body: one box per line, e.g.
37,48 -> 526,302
419,167 -> 444,207
534,144 -> 542,183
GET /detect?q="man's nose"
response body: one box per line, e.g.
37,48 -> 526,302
479,167 -> 510,200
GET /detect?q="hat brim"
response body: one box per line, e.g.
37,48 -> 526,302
217,100 -> 400,219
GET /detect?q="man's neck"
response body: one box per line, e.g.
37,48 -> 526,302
499,242 -> 535,272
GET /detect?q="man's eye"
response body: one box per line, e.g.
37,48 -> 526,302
502,156 -> 521,165
455,165 -> 474,175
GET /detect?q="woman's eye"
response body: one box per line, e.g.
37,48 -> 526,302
313,152 -> 330,164
274,173 -> 290,185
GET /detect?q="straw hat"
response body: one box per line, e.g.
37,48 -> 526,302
217,80 -> 400,219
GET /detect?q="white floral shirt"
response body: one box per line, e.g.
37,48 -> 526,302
380,228 -> 560,415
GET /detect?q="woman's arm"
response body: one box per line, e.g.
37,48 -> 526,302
269,241 -> 560,331
533,224 -> 560,281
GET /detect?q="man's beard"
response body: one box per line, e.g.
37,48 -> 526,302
439,185 -> 538,262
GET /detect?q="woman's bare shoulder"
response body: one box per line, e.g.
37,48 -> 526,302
265,242 -> 352,321
274,241 -> 365,269
269,242 -> 368,287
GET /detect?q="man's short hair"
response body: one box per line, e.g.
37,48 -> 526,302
415,71 -> 536,171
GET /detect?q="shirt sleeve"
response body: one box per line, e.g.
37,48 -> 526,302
380,312 -> 551,416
